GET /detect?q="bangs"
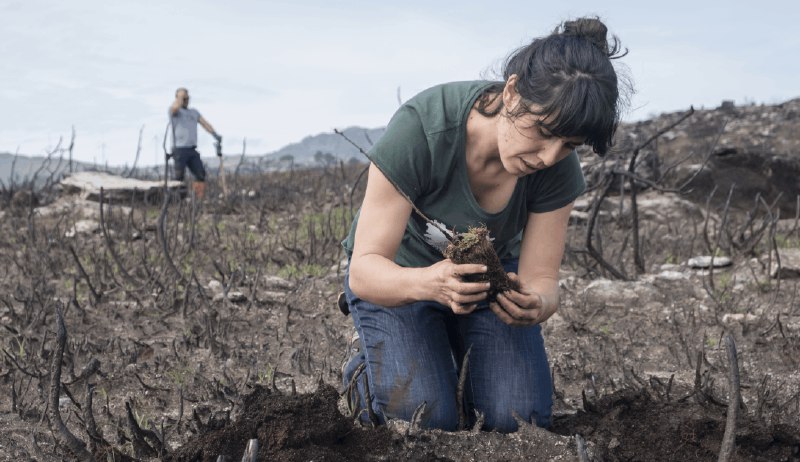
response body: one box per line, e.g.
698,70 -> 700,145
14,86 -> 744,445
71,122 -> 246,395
525,75 -> 619,156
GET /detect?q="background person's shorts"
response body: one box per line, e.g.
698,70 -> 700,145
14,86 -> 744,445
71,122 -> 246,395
172,147 -> 206,182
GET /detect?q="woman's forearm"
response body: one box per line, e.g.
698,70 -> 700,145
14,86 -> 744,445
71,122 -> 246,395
527,276 -> 561,315
349,254 -> 431,307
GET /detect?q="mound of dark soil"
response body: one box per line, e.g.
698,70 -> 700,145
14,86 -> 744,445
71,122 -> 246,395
167,382 -> 436,462
551,388 -> 800,462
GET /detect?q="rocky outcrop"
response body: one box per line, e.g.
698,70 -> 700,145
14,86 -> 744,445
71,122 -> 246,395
607,98 -> 800,215
60,171 -> 183,203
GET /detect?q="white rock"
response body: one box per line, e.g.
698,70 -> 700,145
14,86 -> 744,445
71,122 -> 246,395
722,313 -> 759,323
65,219 -> 99,237
688,256 -> 732,269
263,275 -> 293,290
260,291 -> 286,303
657,270 -> 688,281
207,280 -> 223,293
569,210 -> 590,223
769,248 -> 800,279
582,279 -> 657,307
60,171 -> 182,201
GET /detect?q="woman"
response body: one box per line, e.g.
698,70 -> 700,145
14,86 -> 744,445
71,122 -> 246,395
341,17 -> 626,433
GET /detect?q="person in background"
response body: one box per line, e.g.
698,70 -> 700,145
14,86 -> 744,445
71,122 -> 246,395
341,17 -> 629,433
169,87 -> 222,199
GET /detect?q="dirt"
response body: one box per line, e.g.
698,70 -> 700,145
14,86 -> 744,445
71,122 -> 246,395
552,388 -> 800,461
1,159 -> 800,461
444,225 -> 519,300
166,382 -> 398,462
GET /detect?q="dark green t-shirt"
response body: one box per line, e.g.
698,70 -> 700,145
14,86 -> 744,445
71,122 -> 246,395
342,80 -> 586,268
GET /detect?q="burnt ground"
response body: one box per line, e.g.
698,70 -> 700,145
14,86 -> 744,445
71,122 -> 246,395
0,155 -> 799,461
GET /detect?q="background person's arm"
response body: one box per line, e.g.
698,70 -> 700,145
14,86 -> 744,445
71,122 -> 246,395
349,163 -> 489,311
169,97 -> 183,115
198,116 -> 220,140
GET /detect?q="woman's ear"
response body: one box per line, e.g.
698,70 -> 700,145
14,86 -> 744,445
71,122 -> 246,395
502,74 -> 521,113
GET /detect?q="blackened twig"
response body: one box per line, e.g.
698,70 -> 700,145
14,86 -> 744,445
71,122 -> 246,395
362,367 -> 379,427
456,345 -> 473,431
718,334 -> 740,462
83,383 -> 102,452
48,304 -> 93,460
408,401 -> 428,436
126,401 -> 165,458
99,188 -> 136,285
157,191 -> 188,284
585,177 -> 628,280
68,244 -> 101,302
624,107 -> 694,273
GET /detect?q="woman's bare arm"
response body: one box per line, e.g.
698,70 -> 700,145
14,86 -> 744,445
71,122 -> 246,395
490,202 -> 573,325
349,163 -> 489,309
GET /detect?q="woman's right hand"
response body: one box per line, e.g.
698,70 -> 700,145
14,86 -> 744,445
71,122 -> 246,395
424,259 -> 490,314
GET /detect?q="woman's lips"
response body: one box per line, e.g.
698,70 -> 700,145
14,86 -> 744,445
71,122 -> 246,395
520,158 -> 539,173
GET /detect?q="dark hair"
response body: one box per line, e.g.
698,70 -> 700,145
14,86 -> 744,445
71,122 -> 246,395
175,87 -> 188,97
477,17 -> 628,156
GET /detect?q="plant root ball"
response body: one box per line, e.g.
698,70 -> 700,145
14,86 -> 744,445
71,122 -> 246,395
443,225 -> 519,301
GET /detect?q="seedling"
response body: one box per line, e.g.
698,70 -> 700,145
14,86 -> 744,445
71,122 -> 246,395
443,226 -> 519,300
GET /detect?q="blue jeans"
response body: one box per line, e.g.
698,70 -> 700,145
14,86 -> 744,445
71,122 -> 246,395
341,260 -> 553,433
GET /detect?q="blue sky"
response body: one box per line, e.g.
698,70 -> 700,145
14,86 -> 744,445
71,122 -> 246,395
2,0 -> 798,166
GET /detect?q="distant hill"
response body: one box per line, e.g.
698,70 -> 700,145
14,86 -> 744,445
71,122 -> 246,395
204,126 -> 384,172
265,126 -> 385,164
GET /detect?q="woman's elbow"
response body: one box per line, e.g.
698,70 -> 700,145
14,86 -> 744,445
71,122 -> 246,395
347,258 -> 368,299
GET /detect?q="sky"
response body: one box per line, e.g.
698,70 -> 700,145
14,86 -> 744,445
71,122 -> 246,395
1,0 -> 798,166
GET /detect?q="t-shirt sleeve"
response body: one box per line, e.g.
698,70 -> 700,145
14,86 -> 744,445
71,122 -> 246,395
525,151 -> 586,213
192,109 -> 202,120
367,105 -> 432,202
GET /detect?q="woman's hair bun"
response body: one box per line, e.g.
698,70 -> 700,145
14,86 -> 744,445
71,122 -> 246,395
558,17 -> 624,58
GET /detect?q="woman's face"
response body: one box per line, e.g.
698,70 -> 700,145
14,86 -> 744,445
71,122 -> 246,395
496,76 -> 585,176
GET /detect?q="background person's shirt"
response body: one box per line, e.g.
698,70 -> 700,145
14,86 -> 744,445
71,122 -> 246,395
170,107 -> 201,148
342,80 -> 586,268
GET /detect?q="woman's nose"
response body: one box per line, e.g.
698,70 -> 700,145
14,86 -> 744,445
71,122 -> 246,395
539,141 -> 564,167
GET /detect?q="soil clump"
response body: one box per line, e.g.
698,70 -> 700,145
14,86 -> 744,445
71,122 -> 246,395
444,226 -> 519,300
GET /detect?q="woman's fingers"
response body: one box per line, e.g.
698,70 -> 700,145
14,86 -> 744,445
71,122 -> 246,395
450,290 -> 488,305
494,293 -> 540,325
451,302 -> 478,315
506,272 -> 532,295
502,289 -> 541,309
490,301 -> 524,326
451,263 -> 488,277
453,280 -> 491,295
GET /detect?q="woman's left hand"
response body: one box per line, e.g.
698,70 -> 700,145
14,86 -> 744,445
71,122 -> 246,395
489,273 -> 556,326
